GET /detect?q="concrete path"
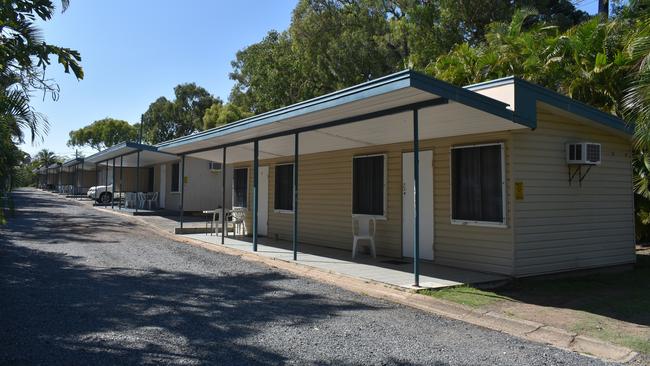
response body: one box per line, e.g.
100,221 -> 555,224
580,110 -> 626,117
185,233 -> 506,289
0,189 -> 615,365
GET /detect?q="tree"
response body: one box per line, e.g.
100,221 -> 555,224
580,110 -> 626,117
429,8 -> 630,116
228,0 -> 587,112
429,8 -> 558,85
202,102 -> 223,129
67,118 -> 138,151
0,0 -> 83,142
203,102 -> 253,129
141,84 -> 220,143
0,0 -> 82,220
229,30 -> 305,113
173,83 -> 220,133
34,149 -> 60,167
141,97 -> 176,143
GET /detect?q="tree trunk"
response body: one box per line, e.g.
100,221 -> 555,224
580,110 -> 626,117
598,0 -> 609,20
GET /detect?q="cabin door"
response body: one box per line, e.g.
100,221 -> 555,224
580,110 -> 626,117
402,151 -> 434,260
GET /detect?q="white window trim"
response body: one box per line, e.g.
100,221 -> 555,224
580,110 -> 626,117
232,167 -> 248,208
449,142 -> 507,228
170,162 -> 181,194
274,163 -> 295,213
351,153 -> 388,220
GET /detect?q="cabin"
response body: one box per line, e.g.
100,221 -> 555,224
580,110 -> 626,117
84,142 -> 232,212
155,70 -> 634,279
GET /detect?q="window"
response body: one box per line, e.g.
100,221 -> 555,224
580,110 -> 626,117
451,143 -> 505,225
171,163 -> 180,192
274,164 -> 293,211
233,168 -> 248,207
353,155 -> 385,216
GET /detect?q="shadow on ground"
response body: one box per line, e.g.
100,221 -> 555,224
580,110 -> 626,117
1,190 -> 439,365
2,190 -> 135,245
482,252 -> 650,327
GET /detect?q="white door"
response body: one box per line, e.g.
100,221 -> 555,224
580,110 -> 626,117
402,151 -> 434,260
159,164 -> 166,209
257,166 -> 269,236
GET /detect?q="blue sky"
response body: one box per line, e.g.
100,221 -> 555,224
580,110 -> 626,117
22,0 -> 297,158
21,0 -> 596,159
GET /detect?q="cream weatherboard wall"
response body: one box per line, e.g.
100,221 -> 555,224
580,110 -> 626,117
156,157 -> 233,212
97,166 -> 151,193
233,131 -> 515,275
511,103 -> 635,276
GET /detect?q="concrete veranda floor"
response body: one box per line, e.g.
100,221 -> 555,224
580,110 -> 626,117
183,233 -> 507,289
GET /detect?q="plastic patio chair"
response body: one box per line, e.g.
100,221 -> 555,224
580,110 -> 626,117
125,192 -> 135,208
230,207 -> 247,236
145,192 -> 158,210
137,192 -> 146,209
352,216 -> 377,258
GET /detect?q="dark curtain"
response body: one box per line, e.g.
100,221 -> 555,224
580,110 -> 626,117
353,155 -> 384,215
274,164 -> 293,210
171,163 -> 179,192
452,145 -> 503,222
233,168 -> 248,207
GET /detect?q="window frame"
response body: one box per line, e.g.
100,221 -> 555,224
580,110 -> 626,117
449,142 -> 507,228
273,163 -> 294,214
232,167 -> 249,208
351,153 -> 388,219
170,162 -> 180,193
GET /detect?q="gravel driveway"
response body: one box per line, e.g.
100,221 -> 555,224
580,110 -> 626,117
0,189 -> 614,366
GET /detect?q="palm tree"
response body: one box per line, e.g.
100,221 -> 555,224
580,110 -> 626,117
34,149 -> 59,168
428,9 -> 556,86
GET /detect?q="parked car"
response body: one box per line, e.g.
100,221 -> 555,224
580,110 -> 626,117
87,185 -> 113,204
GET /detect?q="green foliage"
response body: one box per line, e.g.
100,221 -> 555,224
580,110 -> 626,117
202,102 -> 252,129
34,148 -> 60,167
140,97 -> 176,143
0,0 -> 83,143
228,0 -> 587,114
0,0 -> 82,223
67,118 -> 138,151
229,30 -> 306,113
141,83 -> 220,143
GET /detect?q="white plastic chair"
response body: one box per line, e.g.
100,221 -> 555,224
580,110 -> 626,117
146,192 -> 158,210
352,216 -> 377,258
230,207 -> 247,236
125,192 -> 135,208
137,192 -> 146,209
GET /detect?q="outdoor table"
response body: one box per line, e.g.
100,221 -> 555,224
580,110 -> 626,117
202,209 -> 230,236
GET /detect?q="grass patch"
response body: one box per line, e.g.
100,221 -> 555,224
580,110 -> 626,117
418,252 -> 650,355
571,317 -> 650,355
419,285 -> 511,308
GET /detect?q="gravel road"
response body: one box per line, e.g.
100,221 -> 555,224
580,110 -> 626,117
0,189 -> 615,366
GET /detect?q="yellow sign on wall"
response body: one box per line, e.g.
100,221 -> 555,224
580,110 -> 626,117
183,176 -> 189,184
515,182 -> 524,200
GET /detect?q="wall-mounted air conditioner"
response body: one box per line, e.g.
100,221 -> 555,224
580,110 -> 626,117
566,142 -> 601,165
208,162 -> 222,171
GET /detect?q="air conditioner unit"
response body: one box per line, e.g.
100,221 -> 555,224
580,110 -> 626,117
566,142 -> 601,165
208,162 -> 222,171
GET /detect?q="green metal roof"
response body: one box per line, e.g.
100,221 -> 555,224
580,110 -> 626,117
466,76 -> 633,135
156,69 -> 520,152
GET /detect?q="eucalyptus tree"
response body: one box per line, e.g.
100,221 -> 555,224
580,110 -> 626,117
67,118 -> 138,151
141,84 -> 219,144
